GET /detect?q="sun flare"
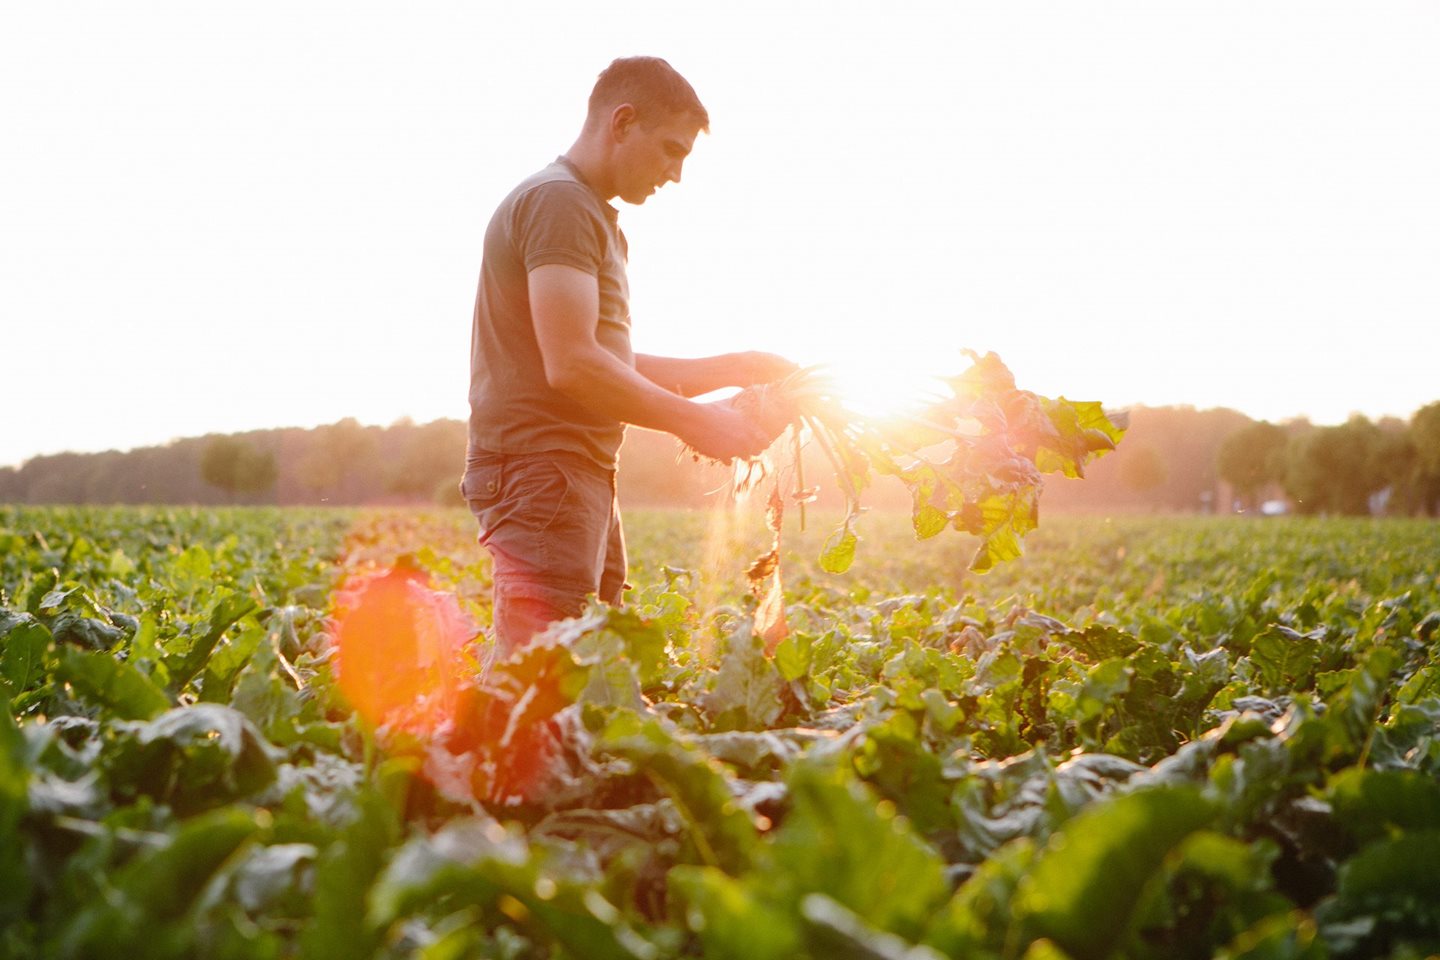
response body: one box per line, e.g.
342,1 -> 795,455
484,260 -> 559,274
814,358 -> 951,422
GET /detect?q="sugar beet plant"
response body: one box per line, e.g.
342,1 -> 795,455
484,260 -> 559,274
3,507 -> 1440,956
716,350 -> 1126,648
720,351 -> 1128,576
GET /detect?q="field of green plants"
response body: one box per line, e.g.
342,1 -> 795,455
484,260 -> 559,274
3,504 -> 1439,959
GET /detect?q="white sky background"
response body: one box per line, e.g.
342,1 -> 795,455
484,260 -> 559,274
3,2 -> 1438,468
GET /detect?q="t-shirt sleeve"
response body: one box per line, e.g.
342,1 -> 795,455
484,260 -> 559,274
511,181 -> 605,275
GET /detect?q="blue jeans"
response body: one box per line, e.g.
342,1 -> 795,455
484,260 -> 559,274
461,451 -> 627,655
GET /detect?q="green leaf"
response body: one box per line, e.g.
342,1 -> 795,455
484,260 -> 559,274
912,503 -> 948,541
773,631 -> 813,683
1062,624 -> 1141,663
171,543 -> 215,593
969,492 -> 1033,573
799,893 -> 949,960
1,616 -> 52,702
54,646 -> 170,721
111,704 -> 279,811
1171,831 -> 1279,895
197,623 -> 270,703
166,591 -> 259,695
48,612 -> 125,651
1395,663 -> 1440,705
602,716 -> 760,875
690,730 -> 798,772
222,842 -> 318,914
923,837 -> 1037,956
53,806 -> 261,959
301,790 -> 400,960
1327,768 -> 1440,845
702,633 -> 784,731
671,866 -> 802,960
854,711 -> 953,834
1016,786 -> 1216,960
1035,399 -> 1126,479
1076,658 -> 1133,727
1249,626 -> 1319,692
769,761 -> 949,939
1321,830 -> 1440,939
116,807 -> 262,915
367,817 -> 514,928
602,608 -> 669,688
1213,911 -> 1322,960
0,709 -> 31,925
1021,940 -> 1079,960
562,607 -> 668,698
371,815 -> 662,959
821,527 -> 859,575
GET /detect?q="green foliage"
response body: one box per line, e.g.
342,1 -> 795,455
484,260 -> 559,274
0,709 -> 31,926
786,352 -> 1125,574
1017,786 -> 1215,958
53,645 -> 170,720
2,505 -> 1439,958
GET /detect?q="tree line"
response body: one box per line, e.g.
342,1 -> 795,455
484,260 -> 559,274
2,403 -> 1437,515
1040,401 -> 1440,516
1213,405 -> 1440,515
0,419 -> 469,508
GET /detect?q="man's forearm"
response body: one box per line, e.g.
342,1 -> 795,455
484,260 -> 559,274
551,346 -> 710,436
634,353 -> 744,398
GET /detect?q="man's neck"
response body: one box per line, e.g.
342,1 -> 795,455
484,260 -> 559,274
561,136 -> 616,201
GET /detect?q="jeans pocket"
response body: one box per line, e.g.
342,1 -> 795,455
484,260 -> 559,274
461,461 -> 503,502
509,459 -> 573,535
462,460 -> 505,544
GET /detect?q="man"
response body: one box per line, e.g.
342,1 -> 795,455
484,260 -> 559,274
463,56 -> 795,653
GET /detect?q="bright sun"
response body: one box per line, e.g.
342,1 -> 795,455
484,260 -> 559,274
816,356 -> 953,422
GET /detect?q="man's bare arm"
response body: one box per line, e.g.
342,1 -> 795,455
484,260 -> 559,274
635,352 -> 798,398
529,264 -> 774,461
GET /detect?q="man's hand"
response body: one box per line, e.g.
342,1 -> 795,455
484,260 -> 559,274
678,399 -> 776,463
730,351 -> 800,388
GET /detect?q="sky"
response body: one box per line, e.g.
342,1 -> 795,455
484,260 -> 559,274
3,2 -> 1438,469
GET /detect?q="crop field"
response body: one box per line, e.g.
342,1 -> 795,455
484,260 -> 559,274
2,504 -> 1439,959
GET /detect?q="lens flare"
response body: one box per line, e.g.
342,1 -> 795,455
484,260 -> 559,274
330,563 -> 474,738
329,558 -> 590,807
819,359 -> 948,422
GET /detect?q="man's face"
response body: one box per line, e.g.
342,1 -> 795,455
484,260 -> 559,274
615,113 -> 699,205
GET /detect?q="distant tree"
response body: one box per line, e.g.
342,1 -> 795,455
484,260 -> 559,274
299,418 -> 378,501
385,419 -> 467,502
1362,423 -> 1417,515
1040,405 -> 1252,512
1118,443 -> 1167,497
1283,416 -> 1384,515
1217,421 -> 1288,511
1408,401 -> 1440,515
1412,403 -> 1440,474
23,452 -> 94,504
201,436 -> 277,502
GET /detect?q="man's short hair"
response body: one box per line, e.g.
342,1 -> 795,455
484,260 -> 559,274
587,56 -> 709,133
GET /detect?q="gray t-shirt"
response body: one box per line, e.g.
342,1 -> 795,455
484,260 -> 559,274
467,157 -> 632,469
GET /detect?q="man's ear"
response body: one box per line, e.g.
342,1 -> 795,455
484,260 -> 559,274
610,103 -> 638,142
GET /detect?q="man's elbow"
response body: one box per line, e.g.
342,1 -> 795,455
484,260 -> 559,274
543,355 -> 589,397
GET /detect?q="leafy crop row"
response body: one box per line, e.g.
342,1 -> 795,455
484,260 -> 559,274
2,505 -> 1438,959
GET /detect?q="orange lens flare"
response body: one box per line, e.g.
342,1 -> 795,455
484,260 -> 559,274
330,565 -> 474,739
329,561 -> 586,807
